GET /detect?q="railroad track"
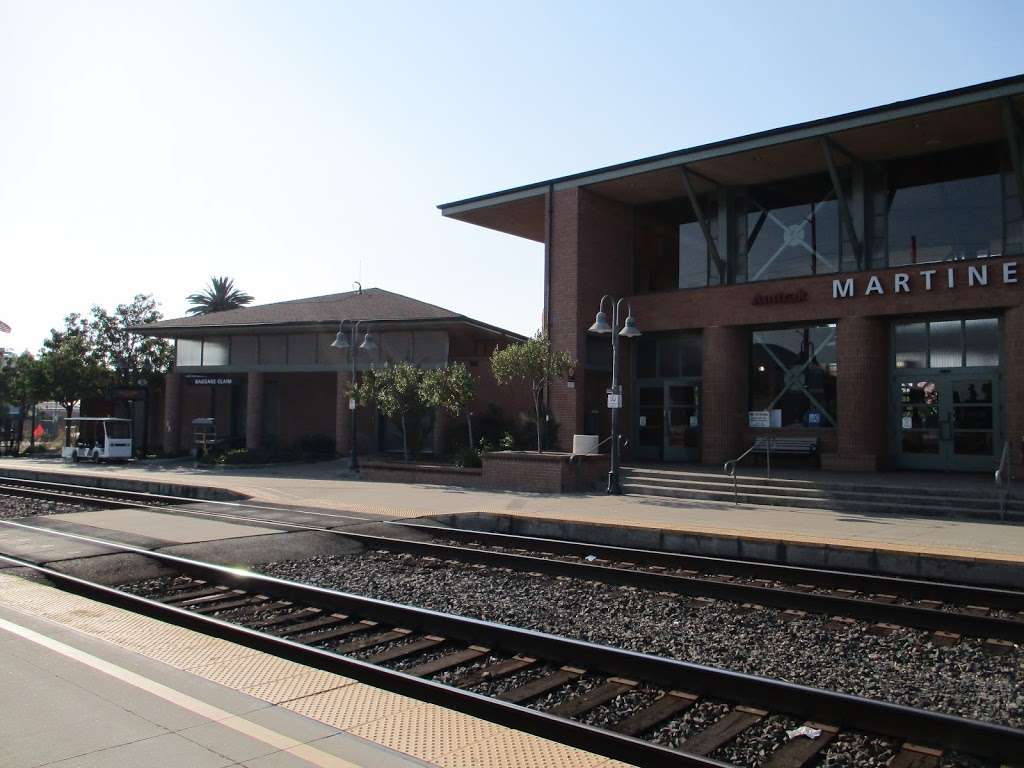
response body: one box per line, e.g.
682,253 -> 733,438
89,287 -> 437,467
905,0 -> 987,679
0,519 -> 1021,768
3,475 -> 1024,647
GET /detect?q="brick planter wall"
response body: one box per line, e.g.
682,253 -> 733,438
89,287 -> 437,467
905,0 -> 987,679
359,461 -> 484,487
481,451 -> 607,493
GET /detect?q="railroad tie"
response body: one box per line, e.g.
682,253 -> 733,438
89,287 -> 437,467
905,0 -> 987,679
610,690 -> 698,737
243,607 -> 318,630
365,635 -> 446,664
265,613 -> 347,637
449,655 -> 538,688
404,646 -> 490,677
191,594 -> 270,615
295,619 -> 377,645
762,722 -> 837,768
158,585 -> 230,604
496,666 -> 585,704
331,627 -> 411,654
680,705 -> 767,756
547,677 -> 637,718
887,743 -> 942,768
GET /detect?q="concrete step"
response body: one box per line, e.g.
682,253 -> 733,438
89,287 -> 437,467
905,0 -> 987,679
619,473 -> 1024,511
620,482 -> 1023,522
620,465 -> 1016,501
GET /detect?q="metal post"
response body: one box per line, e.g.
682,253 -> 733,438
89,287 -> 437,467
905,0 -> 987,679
766,435 -> 771,480
349,321 -> 360,473
608,301 -> 622,495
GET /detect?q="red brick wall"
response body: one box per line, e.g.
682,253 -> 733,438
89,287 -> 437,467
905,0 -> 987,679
547,187 -> 634,446
481,451 -> 606,492
829,316 -> 888,471
702,326 -> 749,464
1005,306 -> 1024,474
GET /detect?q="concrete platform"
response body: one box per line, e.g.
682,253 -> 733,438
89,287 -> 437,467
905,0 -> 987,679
0,573 -> 623,768
4,456 -> 1024,579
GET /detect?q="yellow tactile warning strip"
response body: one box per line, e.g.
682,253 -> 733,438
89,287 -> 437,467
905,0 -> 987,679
0,616 -> 360,768
0,574 -> 630,768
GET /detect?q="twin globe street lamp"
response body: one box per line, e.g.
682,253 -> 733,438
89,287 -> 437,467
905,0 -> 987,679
331,320 -> 378,472
588,296 -> 642,495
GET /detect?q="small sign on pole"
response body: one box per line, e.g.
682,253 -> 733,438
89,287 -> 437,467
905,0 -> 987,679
607,393 -> 622,409
349,398 -> 357,411
748,410 -> 770,428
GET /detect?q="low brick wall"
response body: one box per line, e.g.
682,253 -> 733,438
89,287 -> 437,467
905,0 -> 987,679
481,451 -> 607,493
359,460 -> 484,487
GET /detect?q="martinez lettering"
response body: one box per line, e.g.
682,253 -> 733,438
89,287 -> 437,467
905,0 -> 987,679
832,262 -> 1019,299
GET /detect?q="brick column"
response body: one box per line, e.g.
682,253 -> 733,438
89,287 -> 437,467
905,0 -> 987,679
245,372 -> 264,450
829,316 -> 889,471
1005,306 -> 1024,475
701,326 -> 749,464
162,372 -> 181,453
335,371 -> 353,456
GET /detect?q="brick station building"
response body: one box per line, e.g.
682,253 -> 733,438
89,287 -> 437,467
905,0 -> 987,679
136,288 -> 526,457
441,75 -> 1024,473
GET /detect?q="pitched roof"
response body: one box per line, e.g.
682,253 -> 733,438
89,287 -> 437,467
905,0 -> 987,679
133,287 -> 524,339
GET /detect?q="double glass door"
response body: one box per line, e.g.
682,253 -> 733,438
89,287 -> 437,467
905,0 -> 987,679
895,373 -> 1000,471
636,379 -> 701,462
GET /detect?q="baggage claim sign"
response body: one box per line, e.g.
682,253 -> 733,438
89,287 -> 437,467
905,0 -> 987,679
831,260 -> 1019,299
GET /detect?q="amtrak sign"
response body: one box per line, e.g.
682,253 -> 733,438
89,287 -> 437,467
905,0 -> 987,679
832,261 -> 1018,299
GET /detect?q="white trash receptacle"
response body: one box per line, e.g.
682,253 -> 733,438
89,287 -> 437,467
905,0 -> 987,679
572,434 -> 600,455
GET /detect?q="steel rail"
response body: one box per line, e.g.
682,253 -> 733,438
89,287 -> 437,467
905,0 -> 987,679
5,474 -> 1021,610
0,551 -> 720,768
4,478 -> 1024,640
1,518 -> 1022,764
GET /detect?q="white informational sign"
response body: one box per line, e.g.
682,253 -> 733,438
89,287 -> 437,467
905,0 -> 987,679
770,409 -> 782,428
689,415 -> 699,427
349,398 -> 357,411
639,415 -> 647,427
607,393 -> 623,409
749,410 -> 770,428
902,415 -> 913,429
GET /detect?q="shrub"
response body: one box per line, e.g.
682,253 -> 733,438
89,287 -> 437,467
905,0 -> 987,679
454,446 -> 482,468
500,431 -> 515,451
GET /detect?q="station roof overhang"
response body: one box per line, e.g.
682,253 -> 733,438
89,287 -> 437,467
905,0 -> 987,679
439,74 -> 1024,243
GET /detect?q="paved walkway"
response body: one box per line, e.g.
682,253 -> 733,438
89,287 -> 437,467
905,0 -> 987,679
4,457 -> 1024,564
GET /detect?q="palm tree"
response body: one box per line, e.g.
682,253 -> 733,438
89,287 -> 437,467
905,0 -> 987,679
186,277 -> 255,315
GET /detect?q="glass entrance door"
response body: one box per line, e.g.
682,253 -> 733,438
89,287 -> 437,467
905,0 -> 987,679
634,380 -> 701,462
895,375 -> 1000,471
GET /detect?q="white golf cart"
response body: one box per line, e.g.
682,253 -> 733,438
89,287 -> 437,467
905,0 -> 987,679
62,417 -> 133,463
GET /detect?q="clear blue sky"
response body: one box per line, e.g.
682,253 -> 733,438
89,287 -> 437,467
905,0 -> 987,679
2,1 -> 1022,353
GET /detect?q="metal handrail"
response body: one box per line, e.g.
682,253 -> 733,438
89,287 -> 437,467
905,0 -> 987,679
723,437 -> 773,505
995,439 -> 1011,521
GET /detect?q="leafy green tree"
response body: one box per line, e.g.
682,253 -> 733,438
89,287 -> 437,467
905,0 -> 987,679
490,332 -> 574,453
186,277 -> 254,316
0,353 -> 45,451
38,334 -> 107,445
354,362 -> 426,462
88,294 -> 174,382
421,362 -> 476,450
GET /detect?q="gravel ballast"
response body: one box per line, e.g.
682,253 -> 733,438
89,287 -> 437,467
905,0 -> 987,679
0,492 -> 98,518
254,551 -> 1023,730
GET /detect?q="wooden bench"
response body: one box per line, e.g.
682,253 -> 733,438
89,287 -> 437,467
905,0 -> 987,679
750,436 -> 818,457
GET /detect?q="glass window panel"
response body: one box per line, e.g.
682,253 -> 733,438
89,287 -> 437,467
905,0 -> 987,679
586,335 -> 612,370
638,387 -> 663,407
964,318 -> 999,367
636,337 -> 657,379
202,337 -> 229,366
260,335 -> 287,365
894,323 -> 927,370
176,339 -> 201,366
952,380 -> 993,404
902,431 -> 940,454
888,174 -> 1002,265
679,333 -> 702,377
900,380 -> 940,406
750,324 -> 837,427
954,432 -> 993,456
744,178 -> 840,283
668,385 -> 696,406
678,221 -> 708,289
928,321 -> 962,368
286,334 -> 316,365
954,406 -> 993,430
657,339 -> 680,378
231,336 -> 257,365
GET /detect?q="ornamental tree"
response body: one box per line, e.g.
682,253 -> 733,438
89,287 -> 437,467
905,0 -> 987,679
489,332 -> 574,453
421,362 -> 476,449
37,333 -> 107,445
355,362 -> 426,462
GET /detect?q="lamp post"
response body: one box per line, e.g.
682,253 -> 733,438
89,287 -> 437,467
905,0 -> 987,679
330,320 -> 378,472
588,296 -> 642,495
